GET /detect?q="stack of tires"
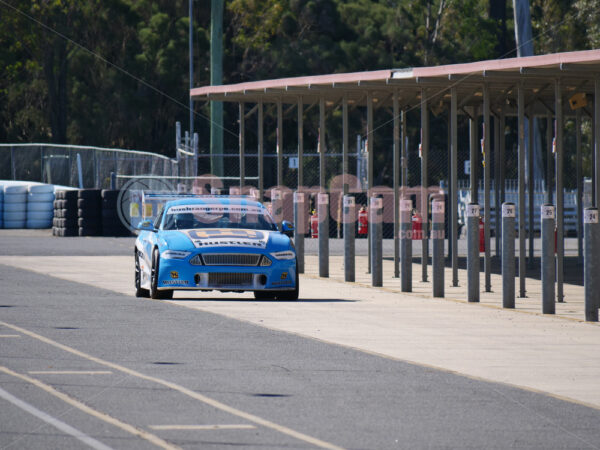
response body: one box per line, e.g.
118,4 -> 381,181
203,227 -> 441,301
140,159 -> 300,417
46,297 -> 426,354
78,189 -> 102,236
3,185 -> 27,229
27,184 -> 55,228
101,190 -> 130,236
53,190 -> 78,236
0,189 -> 3,228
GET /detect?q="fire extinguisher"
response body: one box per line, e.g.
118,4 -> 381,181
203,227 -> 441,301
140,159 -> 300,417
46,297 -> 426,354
310,210 -> 318,238
411,211 -> 423,240
358,206 -> 368,236
479,217 -> 485,252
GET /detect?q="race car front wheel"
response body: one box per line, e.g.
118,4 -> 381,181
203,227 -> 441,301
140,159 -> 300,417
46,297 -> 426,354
134,250 -> 150,298
150,248 -> 173,300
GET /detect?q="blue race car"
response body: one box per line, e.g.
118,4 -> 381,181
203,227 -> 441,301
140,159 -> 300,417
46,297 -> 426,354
134,196 -> 298,300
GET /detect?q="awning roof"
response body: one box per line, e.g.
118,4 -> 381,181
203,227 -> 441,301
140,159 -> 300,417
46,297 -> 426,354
191,49 -> 600,115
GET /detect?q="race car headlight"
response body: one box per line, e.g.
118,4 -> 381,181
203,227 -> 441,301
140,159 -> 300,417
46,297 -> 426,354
270,250 -> 296,260
162,250 -> 191,260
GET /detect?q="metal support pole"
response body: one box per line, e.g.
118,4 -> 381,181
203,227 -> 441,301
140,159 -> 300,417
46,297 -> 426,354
584,208 -> 599,322
272,189 -> 283,226
421,89 -> 429,282
277,100 -> 283,187
367,93 -> 373,274
595,79 -> 600,208
469,107 -> 479,204
400,198 -> 413,292
555,79 -> 564,302
343,94 -> 349,195
370,196 -> 383,287
239,102 -> 245,188
576,109 -> 583,263
546,113 -> 553,204
393,91 -> 400,278
343,195 -> 355,282
318,192 -> 329,278
528,106 -> 535,268
467,203 -> 480,302
499,111 -> 506,215
494,112 -> 501,258
518,83 -> 526,297
541,204 -> 556,314
319,97 -> 326,191
502,203 -> 516,308
258,101 -> 264,201
432,199 -> 444,297
483,84 -> 491,291
294,191 -> 305,274
298,97 -> 304,190
402,110 -> 408,195
451,88 -> 459,286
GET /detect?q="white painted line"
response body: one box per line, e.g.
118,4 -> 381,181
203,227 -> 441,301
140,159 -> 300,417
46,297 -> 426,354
0,334 -> 20,338
28,371 -> 113,375
0,385 -> 113,450
149,424 -> 256,431
0,321 -> 344,450
0,366 -> 178,450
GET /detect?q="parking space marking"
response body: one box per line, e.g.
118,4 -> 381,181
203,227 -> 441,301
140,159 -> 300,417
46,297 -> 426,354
0,320 -> 344,450
0,385 -> 113,450
28,371 -> 113,375
149,424 -> 256,431
0,334 -> 20,338
0,366 -> 178,450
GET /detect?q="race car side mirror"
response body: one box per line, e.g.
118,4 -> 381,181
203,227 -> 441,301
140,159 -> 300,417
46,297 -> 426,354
280,220 -> 294,237
137,220 -> 157,232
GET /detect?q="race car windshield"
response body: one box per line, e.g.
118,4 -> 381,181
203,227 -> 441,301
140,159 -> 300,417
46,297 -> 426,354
162,204 -> 277,231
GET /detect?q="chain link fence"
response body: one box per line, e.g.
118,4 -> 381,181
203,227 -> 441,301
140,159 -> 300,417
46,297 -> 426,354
0,144 -> 178,189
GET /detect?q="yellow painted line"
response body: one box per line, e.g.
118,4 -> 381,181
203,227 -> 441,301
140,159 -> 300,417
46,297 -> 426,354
0,366 -> 178,450
0,321 -> 344,450
0,334 -> 20,338
149,424 -> 256,431
28,371 -> 113,375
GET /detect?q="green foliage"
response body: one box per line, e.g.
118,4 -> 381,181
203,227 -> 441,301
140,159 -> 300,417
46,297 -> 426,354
0,0 -> 598,156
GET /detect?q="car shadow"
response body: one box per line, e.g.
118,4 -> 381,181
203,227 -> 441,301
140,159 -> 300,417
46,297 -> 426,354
170,296 -> 357,303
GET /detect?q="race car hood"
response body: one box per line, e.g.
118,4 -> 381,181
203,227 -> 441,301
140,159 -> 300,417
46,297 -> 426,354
162,228 -> 291,251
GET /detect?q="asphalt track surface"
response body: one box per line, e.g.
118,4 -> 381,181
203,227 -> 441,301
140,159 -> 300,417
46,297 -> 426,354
1,234 -> 600,449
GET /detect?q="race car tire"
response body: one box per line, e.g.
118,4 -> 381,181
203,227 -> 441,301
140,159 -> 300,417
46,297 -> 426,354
28,192 -> 55,202
4,220 -> 26,229
28,184 -> 54,194
78,208 -> 100,219
4,193 -> 26,203
78,189 -> 101,200
77,198 -> 101,209
60,208 -> 78,219
275,269 -> 299,301
27,211 -> 53,221
134,250 -> 150,298
64,190 -> 78,201
150,248 -> 173,300
4,185 -> 27,195
27,201 -> 53,212
4,202 -> 26,213
4,211 -> 26,221
78,226 -> 100,236
78,217 -> 101,228
26,219 -> 51,229
253,291 -> 277,300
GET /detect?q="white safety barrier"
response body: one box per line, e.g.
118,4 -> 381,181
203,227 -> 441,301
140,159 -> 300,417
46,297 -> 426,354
27,184 -> 54,228
3,185 -> 27,228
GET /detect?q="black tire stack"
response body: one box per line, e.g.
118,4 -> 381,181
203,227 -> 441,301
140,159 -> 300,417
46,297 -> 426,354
52,190 -> 78,236
78,189 -> 102,236
101,189 -> 130,236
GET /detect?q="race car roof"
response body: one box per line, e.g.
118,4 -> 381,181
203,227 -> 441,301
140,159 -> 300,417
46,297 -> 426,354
164,196 -> 266,209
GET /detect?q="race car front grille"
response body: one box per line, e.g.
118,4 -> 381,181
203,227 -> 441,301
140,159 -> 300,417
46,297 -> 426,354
202,253 -> 261,266
208,272 -> 254,286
